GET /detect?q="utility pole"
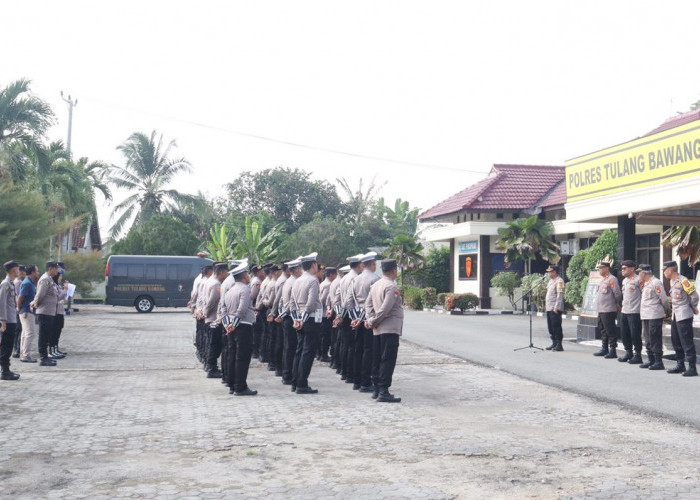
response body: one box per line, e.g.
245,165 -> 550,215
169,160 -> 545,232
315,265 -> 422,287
60,91 -> 77,153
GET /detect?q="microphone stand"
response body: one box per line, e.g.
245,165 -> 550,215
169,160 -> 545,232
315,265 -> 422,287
513,274 -> 549,352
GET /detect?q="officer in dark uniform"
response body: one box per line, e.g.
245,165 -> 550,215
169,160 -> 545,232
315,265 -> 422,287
663,260 -> 699,376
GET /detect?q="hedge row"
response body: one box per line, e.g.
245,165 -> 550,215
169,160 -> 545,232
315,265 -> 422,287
402,286 -> 479,311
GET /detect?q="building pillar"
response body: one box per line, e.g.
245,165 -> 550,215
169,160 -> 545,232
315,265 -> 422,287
479,235 -> 491,309
617,215 -> 636,261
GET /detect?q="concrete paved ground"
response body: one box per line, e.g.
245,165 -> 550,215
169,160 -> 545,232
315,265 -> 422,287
1,305 -> 700,499
402,311 -> 700,428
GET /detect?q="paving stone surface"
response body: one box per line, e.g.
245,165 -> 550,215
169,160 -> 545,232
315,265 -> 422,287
1,305 -> 700,499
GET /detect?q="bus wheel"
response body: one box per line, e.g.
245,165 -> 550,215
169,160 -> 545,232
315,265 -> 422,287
135,295 -> 154,313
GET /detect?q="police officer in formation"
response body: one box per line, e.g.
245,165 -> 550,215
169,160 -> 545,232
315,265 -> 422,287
318,266 -> 336,362
593,257 -> 622,359
189,253 -> 403,401
637,264 -> 668,371
0,261 -> 21,380
336,254 -> 364,384
618,260 -> 643,364
544,264 -> 565,351
663,260 -> 698,377
326,265 -> 346,369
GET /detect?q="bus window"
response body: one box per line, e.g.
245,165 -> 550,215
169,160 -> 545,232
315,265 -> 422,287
145,264 -> 167,280
168,264 -> 191,280
128,264 -> 144,278
111,264 -> 128,277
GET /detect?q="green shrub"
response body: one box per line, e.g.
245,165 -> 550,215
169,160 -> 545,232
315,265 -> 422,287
490,271 -> 521,310
437,293 -> 447,308
402,286 -> 423,310
453,293 -> 479,311
421,287 -> 438,308
520,273 -> 548,312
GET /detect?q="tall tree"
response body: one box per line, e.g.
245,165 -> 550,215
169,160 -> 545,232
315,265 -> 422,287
336,176 -> 386,226
108,130 -> 193,238
385,233 -> 425,288
0,79 -> 54,183
496,216 -> 560,274
225,167 -> 342,233
277,216 -> 362,266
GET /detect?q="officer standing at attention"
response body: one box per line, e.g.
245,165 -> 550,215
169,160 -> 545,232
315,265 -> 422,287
222,261 -> 257,396
11,265 -> 26,359
365,259 -> 403,403
264,264 -> 281,373
202,262 -> 229,378
330,265 -> 349,372
338,254 -> 364,384
192,265 -> 213,363
249,265 -> 263,359
270,262 -> 289,376
593,257 -> 622,359
544,264 -> 565,352
351,252 -> 380,391
318,266 -> 337,363
637,264 -> 668,371
290,252 -> 322,394
0,261 -> 21,380
31,261 -> 60,367
619,260 -> 643,364
278,258 -> 302,385
663,260 -> 699,377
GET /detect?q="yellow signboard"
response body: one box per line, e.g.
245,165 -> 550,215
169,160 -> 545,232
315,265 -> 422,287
565,120 -> 700,202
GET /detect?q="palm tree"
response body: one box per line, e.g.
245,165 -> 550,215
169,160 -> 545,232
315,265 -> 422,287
385,233 -> 425,288
336,176 -> 386,226
0,79 -> 54,182
234,216 -> 284,264
108,130 -> 193,238
0,79 -> 53,146
496,216 -> 560,274
662,225 -> 700,265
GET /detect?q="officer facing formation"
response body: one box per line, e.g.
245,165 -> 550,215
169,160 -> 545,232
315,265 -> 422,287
619,260 -> 643,364
593,256 -> 622,359
0,261 -> 21,380
637,264 -> 668,371
663,260 -> 699,377
544,264 -> 565,352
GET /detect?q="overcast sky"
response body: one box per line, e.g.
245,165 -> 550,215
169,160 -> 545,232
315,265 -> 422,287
4,1 -> 700,236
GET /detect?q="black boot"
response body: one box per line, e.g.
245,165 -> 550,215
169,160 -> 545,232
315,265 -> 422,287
628,352 -> 643,365
552,341 -> 564,352
593,344 -> 609,357
682,360 -> 698,377
376,391 -> 401,403
604,347 -> 618,359
639,353 -> 655,369
667,360 -> 686,374
648,356 -> 665,370
618,350 -> 633,363
40,357 -> 56,366
1,370 -> 20,381
545,338 -> 556,351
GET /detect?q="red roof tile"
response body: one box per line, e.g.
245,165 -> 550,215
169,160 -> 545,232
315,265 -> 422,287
537,180 -> 566,208
645,109 -> 700,137
419,164 -> 565,220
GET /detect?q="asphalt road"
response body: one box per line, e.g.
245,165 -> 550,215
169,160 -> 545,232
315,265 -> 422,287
403,310 -> 700,428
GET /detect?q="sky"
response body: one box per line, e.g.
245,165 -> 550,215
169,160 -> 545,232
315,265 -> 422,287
4,1 -> 700,237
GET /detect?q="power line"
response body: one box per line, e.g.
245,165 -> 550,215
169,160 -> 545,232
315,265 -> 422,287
88,97 -> 488,175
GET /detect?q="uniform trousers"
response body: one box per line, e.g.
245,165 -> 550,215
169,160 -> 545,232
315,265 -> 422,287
354,324 -> 374,387
37,314 -> 55,359
259,307 -> 271,362
12,319 -> 22,355
319,317 -> 332,359
597,312 -> 619,347
195,319 -> 206,361
293,319 -> 320,389
376,333 -> 399,392
641,318 -> 664,357
273,321 -> 283,372
340,317 -> 356,380
670,317 -> 696,363
546,311 -> 563,343
206,323 -> 223,371
620,313 -> 642,354
225,324 -> 253,392
0,323 -> 17,371
265,317 -> 277,368
281,316 -> 297,383
252,313 -> 263,357
52,314 -> 64,348
329,314 -> 339,362
19,313 -> 37,359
